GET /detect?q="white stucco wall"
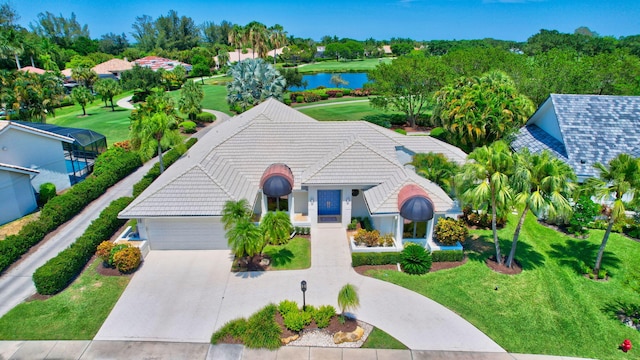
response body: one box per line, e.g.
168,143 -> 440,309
350,189 -> 369,218
293,191 -> 308,214
372,216 -> 396,236
0,170 -> 37,225
531,99 -> 563,143
0,128 -> 70,191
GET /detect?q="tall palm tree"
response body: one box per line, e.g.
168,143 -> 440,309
506,149 -> 576,268
457,141 -> 514,265
221,199 -> 252,231
247,22 -> 268,59
268,24 -> 287,65
586,153 -> 640,275
178,80 -> 203,120
228,25 -> 244,62
72,67 -> 98,90
260,211 -> 292,245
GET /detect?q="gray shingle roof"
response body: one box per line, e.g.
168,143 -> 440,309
120,98 -> 465,218
512,94 -> 640,179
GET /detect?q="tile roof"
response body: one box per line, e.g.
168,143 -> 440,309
512,94 -> 640,179
18,66 -> 46,75
120,98 -> 465,218
134,56 -> 192,72
91,58 -> 133,75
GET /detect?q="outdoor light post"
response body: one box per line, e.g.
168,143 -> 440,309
301,280 -> 307,310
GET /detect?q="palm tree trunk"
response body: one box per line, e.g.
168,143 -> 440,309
491,188 -> 503,265
594,216 -> 614,275
507,204 -> 529,268
82,105 -> 86,116
110,98 -> 115,111
158,142 -> 165,173
14,53 -> 21,69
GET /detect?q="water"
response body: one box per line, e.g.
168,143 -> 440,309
289,72 -> 368,91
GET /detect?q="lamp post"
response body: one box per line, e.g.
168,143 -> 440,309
300,280 -> 307,310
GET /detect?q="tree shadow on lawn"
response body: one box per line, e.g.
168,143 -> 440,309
548,239 -> 621,275
466,235 -> 545,270
263,248 -> 294,267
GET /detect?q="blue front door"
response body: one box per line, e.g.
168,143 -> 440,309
318,190 -> 341,216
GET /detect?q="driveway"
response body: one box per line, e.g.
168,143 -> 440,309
95,225 -> 504,352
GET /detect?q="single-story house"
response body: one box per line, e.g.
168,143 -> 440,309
0,121 -> 74,225
91,58 -> 133,80
512,94 -> 640,182
119,98 -> 467,251
215,47 -> 287,65
134,56 -> 192,72
17,66 -> 47,75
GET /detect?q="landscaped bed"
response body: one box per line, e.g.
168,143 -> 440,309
231,237 -> 311,272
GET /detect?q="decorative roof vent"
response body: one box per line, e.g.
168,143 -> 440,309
260,163 -> 293,197
398,184 -> 434,221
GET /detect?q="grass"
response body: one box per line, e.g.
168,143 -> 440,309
47,91 -> 133,146
298,101 -> 399,122
291,97 -> 369,108
368,213 -> 640,360
167,84 -> 233,115
0,259 -> 130,340
0,211 -> 39,240
263,237 -> 311,270
212,304 -> 281,349
361,327 -> 408,349
297,58 -> 392,73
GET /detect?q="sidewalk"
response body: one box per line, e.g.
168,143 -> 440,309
0,341 -> 593,360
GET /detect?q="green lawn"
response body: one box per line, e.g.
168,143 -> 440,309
369,213 -> 640,360
361,327 -> 408,349
0,259 -> 130,340
48,92 -> 133,146
298,101 -> 400,122
263,237 -> 311,270
297,58 -> 391,73
168,84 -> 233,115
291,97 -> 369,108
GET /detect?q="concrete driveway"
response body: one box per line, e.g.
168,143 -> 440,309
95,251 -> 234,342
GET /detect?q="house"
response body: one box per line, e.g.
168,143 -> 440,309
512,94 -> 640,182
91,58 -> 133,80
0,121 -> 74,224
216,47 -> 287,65
134,56 -> 192,72
17,66 -> 46,75
119,98 -> 467,251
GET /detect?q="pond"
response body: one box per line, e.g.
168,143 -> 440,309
289,72 -> 369,91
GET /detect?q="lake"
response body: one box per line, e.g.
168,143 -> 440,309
289,72 -> 368,91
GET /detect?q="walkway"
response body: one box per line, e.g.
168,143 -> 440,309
95,224 -> 502,352
0,341 -> 593,360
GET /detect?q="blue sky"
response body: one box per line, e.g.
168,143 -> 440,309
12,0 -> 640,42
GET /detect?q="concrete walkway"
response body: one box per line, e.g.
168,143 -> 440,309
95,224 -> 503,352
0,341 -> 593,360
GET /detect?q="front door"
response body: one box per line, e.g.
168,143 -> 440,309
318,190 -> 341,216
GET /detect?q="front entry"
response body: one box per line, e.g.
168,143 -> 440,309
317,190 -> 341,222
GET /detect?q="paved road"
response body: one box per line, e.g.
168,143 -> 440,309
0,159 -> 157,318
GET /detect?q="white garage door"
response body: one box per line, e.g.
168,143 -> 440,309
143,217 -> 228,250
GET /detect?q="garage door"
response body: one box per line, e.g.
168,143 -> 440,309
142,217 -> 228,250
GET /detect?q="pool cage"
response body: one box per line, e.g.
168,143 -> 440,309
13,121 -> 107,184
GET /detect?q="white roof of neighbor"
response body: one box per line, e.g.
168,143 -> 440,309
0,121 -> 75,143
120,98 -> 466,218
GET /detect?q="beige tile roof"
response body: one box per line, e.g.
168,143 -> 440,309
120,98 -> 464,218
91,58 -> 133,75
18,66 -> 46,75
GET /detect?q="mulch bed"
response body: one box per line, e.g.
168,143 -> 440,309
354,257 -> 468,276
485,255 -> 522,275
96,261 -> 124,276
232,254 -> 272,272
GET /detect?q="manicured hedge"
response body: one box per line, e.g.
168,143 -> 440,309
33,197 -> 133,295
0,148 -> 142,273
351,252 -> 400,267
431,250 -> 464,262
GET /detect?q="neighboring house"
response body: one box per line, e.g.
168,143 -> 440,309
17,66 -> 46,75
134,56 -> 192,72
120,98 -> 467,251
91,58 -> 133,80
512,94 -> 640,182
0,163 -> 39,225
217,47 -> 287,65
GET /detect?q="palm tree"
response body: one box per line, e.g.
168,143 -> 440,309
0,28 -> 23,69
457,141 -> 514,265
179,80 -> 203,121
228,25 -> 244,62
216,48 -> 229,69
268,24 -> 287,65
221,199 -> 252,231
227,217 -> 264,260
337,284 -> 360,321
94,78 -> 122,111
586,154 -> 640,275
260,211 -> 292,245
411,152 -> 460,195
72,67 -> 98,90
506,149 -> 576,268
246,22 -> 268,59
71,86 -> 93,116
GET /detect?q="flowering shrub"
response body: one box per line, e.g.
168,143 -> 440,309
108,243 -> 130,267
96,241 -> 114,264
113,246 -> 142,273
434,217 -> 469,245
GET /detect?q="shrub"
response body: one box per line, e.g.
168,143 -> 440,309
180,120 -> 197,134
284,99 -> 292,105
113,246 -> 142,273
196,112 -> 215,122
109,243 -> 130,267
394,129 -> 407,135
362,115 -> 391,129
567,196 -> 600,235
303,92 -> 320,102
380,233 -> 395,247
400,244 -> 432,275
283,310 -> 312,332
434,218 -> 468,245
211,318 -> 248,344
96,241 -> 114,264
314,305 -> 336,328
461,206 -> 506,229
244,304 -> 281,349
353,229 -> 381,247
351,252 -> 400,266
335,92 -> 343,98
38,183 -> 57,205
341,88 -> 351,96
361,217 -> 373,231
347,218 -> 358,230
278,299 -> 299,315
431,250 -> 464,262
337,284 -> 360,317
296,95 -> 304,103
